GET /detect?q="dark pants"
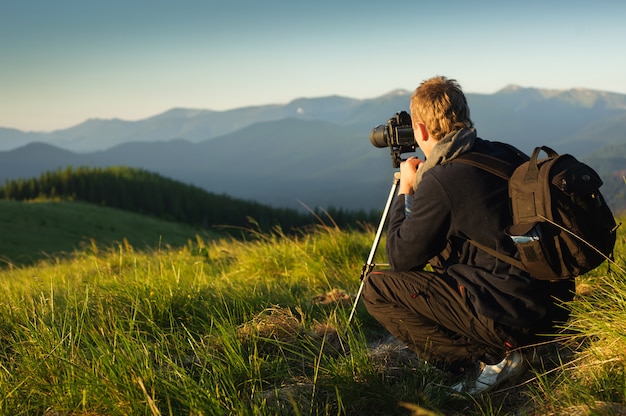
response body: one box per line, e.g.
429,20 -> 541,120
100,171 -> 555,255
361,270 -> 531,374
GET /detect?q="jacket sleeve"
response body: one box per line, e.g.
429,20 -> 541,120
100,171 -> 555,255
386,174 -> 452,271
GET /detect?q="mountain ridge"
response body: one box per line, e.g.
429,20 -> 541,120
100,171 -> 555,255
1,86 -> 624,213
4,85 -> 626,153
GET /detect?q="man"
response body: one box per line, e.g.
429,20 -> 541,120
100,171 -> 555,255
361,76 -> 574,394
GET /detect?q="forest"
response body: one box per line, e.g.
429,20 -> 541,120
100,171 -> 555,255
0,166 -> 379,234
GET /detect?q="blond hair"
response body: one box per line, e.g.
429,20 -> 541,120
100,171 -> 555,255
410,76 -> 473,141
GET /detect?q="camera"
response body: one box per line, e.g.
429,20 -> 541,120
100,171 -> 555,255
370,111 -> 417,168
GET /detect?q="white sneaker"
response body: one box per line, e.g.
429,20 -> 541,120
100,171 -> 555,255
451,351 -> 527,395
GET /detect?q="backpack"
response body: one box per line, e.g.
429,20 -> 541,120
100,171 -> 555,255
453,145 -> 619,281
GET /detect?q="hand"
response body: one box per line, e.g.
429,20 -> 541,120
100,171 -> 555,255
398,157 -> 422,195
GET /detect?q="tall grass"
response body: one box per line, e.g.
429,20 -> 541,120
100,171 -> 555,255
0,221 -> 624,415
523,230 -> 626,415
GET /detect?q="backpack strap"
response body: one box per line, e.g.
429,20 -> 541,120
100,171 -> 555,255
451,152 -> 516,180
448,151 -> 529,273
460,237 -> 527,272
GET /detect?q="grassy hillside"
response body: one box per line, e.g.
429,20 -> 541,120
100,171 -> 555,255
0,217 -> 624,414
1,165 -> 381,240
0,199 -> 215,267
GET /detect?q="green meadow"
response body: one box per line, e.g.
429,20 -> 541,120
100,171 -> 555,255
0,199 -> 624,415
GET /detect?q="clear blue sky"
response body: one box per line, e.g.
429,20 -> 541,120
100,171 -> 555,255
2,0 -> 625,132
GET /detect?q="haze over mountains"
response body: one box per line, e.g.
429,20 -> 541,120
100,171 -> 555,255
1,86 -> 625,213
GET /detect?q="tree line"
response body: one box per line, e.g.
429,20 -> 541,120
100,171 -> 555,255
0,166 -> 379,233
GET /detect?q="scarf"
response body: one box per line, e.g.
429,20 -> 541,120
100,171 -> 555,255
413,128 -> 476,191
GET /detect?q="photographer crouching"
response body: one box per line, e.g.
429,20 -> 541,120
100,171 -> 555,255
361,76 -> 574,394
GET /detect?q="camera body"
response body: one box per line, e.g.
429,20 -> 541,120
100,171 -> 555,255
370,111 -> 417,168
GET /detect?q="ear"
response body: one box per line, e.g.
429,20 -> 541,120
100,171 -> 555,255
414,121 -> 429,142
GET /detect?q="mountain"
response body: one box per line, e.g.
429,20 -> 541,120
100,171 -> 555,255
0,142 -> 89,180
0,87 -> 625,213
2,96 -> 364,153
2,87 -> 626,154
0,120 -> 393,211
0,128 -> 45,151
467,86 -> 626,153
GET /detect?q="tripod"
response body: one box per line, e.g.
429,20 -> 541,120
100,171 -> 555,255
347,171 -> 401,325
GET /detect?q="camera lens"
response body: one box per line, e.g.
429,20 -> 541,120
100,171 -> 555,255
370,125 -> 389,148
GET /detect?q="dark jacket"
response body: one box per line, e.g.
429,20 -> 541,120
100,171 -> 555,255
386,137 -> 574,327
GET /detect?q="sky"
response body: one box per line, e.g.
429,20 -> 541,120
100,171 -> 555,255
2,0 -> 626,132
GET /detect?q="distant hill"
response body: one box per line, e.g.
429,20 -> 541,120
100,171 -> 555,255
0,166 -> 342,233
0,119 -> 394,211
0,199 -> 207,267
0,87 -> 624,213
0,166 -> 380,266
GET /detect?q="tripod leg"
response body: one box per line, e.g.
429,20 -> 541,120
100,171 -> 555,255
347,172 -> 400,325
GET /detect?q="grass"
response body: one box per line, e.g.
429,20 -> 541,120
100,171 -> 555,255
0,199 -> 217,267
0,205 -> 624,414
